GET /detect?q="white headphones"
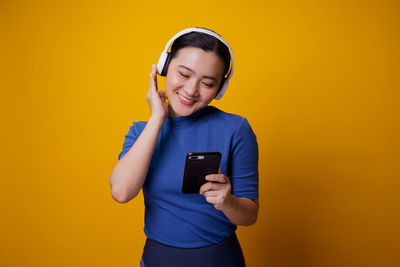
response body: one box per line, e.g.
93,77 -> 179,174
156,27 -> 234,100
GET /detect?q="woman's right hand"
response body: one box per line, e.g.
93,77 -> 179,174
147,64 -> 169,121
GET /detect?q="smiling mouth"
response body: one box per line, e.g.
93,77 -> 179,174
178,93 -> 196,106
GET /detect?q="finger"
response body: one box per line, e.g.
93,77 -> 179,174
204,196 -> 219,205
151,63 -> 157,76
149,64 -> 158,92
149,73 -> 155,93
205,174 -> 229,183
200,182 -> 225,194
200,182 -> 215,194
199,183 -> 209,194
158,90 -> 166,98
158,90 -> 167,105
149,64 -> 155,79
154,64 -> 159,77
203,190 -> 218,197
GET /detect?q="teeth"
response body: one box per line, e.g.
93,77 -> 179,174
179,94 -> 195,103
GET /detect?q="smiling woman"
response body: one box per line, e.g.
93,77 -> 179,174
165,47 -> 224,117
109,27 -> 259,267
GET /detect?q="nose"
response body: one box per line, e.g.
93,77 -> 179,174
183,79 -> 199,97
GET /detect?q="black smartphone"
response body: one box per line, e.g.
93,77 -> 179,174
182,152 -> 222,194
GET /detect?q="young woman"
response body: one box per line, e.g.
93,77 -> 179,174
109,27 -> 259,267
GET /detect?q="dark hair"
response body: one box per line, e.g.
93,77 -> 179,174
168,29 -> 231,92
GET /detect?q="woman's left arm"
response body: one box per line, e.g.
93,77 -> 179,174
200,174 -> 259,226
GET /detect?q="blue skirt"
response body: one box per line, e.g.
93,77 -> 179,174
141,233 -> 246,267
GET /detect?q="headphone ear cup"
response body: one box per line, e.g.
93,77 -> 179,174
160,52 -> 171,76
215,78 -> 229,100
217,77 -> 226,94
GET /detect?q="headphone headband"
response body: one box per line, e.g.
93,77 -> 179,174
157,27 -> 234,100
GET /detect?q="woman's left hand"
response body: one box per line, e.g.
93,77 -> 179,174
200,172 -> 234,211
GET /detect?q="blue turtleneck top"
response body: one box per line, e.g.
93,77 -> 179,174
118,105 -> 258,248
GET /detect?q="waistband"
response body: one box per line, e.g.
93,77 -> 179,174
142,232 -> 245,267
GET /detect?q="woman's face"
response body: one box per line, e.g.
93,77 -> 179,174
165,46 -> 225,117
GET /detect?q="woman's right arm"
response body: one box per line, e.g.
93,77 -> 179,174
109,64 -> 168,203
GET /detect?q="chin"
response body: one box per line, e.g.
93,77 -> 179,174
170,102 -> 199,117
174,108 -> 195,117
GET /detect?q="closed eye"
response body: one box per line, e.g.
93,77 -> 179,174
202,82 -> 214,88
179,72 -> 189,78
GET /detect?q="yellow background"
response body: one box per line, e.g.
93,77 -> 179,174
1,0 -> 399,266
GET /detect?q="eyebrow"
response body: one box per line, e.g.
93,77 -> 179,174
177,65 -> 218,82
